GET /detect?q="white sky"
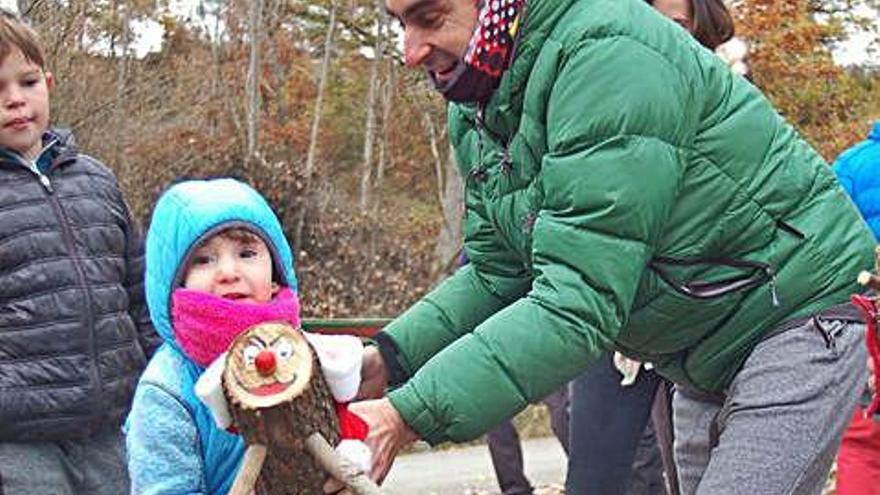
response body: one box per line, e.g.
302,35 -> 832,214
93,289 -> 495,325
834,29 -> 876,66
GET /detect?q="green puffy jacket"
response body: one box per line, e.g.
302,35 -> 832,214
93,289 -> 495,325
382,0 -> 875,445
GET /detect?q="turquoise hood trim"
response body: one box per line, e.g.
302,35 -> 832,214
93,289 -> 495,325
145,178 -> 297,345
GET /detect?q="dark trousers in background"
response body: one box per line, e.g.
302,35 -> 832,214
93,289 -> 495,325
487,386 -> 570,495
566,352 -> 665,495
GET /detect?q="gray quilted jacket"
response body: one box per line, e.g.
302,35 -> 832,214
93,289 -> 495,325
0,128 -> 159,442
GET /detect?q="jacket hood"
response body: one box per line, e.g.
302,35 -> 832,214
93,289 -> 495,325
145,178 -> 298,345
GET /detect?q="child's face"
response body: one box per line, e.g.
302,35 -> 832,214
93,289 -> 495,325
183,232 -> 278,304
0,48 -> 52,160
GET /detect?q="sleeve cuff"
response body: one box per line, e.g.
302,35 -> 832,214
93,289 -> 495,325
372,332 -> 410,388
388,385 -> 447,446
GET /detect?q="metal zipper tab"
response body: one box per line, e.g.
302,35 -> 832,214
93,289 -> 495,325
767,268 -> 780,307
39,173 -> 53,193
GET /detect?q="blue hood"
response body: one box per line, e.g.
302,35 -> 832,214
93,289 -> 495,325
145,178 -> 298,345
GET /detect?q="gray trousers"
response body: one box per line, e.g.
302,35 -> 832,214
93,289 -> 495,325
0,428 -> 129,495
673,317 -> 867,495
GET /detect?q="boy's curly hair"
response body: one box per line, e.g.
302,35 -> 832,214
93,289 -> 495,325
0,9 -> 45,68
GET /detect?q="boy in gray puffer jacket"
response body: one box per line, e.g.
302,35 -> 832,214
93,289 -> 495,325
0,9 -> 159,495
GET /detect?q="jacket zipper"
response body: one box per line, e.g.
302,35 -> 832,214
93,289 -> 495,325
650,256 -> 780,307
9,138 -> 59,192
39,153 -> 103,420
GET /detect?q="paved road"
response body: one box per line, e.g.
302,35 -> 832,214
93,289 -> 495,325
381,437 -> 567,495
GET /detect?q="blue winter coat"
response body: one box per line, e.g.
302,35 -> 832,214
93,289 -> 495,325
125,179 -> 298,494
834,122 -> 880,239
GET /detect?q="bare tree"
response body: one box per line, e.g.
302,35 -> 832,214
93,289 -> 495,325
357,3 -> 383,212
423,104 -> 463,277
371,45 -> 395,217
113,0 -> 133,183
295,0 -> 337,248
245,0 -> 264,165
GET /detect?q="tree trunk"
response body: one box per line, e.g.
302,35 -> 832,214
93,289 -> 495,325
113,1 -> 132,185
433,144 -> 464,277
372,44 -> 395,218
295,0 -> 337,249
424,107 -> 463,277
358,1 -> 385,212
246,0 -> 264,165
207,0 -> 225,141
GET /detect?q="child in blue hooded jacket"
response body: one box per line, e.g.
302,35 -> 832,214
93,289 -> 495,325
125,178 -> 305,494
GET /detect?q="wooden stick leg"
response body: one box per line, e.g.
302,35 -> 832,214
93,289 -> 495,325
229,444 -> 268,495
305,433 -> 383,495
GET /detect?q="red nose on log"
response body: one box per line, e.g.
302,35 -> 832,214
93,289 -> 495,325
255,350 -> 276,376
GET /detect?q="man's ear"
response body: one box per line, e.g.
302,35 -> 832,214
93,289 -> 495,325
45,71 -> 54,90
271,281 -> 280,295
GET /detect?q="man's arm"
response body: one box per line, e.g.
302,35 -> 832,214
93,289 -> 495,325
386,35 -> 690,445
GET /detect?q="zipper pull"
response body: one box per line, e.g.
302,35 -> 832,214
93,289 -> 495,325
501,147 -> 512,175
767,268 -> 780,307
39,173 -> 53,193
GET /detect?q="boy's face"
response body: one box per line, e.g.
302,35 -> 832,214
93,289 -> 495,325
0,48 -> 52,160
183,232 -> 278,304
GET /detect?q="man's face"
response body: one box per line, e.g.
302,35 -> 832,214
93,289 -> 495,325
0,48 -> 51,161
385,0 -> 479,83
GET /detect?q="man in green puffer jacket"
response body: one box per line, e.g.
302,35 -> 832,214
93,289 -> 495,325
338,1 -> 876,493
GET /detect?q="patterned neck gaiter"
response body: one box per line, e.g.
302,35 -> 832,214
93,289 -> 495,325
431,0 -> 526,103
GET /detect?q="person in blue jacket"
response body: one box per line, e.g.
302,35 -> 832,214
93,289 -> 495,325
835,121 -> 880,238
125,178 -> 301,494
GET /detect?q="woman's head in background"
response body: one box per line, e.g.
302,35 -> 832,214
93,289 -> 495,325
648,0 -> 735,50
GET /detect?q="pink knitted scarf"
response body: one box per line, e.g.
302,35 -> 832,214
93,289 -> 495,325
171,287 -> 301,367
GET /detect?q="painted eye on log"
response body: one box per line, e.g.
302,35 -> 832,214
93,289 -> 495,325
276,340 -> 294,360
244,344 -> 261,364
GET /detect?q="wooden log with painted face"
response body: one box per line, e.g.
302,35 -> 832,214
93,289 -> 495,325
224,321 -> 341,495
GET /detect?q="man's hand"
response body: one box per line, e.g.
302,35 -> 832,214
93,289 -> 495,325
357,345 -> 389,400
356,398 -> 418,483
322,398 -> 419,494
